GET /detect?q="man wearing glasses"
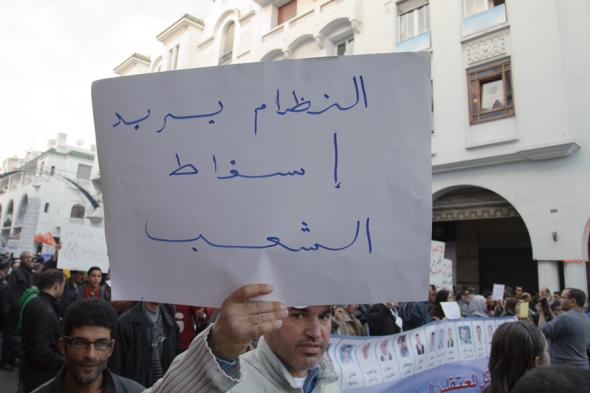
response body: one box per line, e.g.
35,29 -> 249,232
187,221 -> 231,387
34,284 -> 290,393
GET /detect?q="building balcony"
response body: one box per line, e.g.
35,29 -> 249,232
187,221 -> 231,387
259,0 -> 359,57
394,31 -> 431,53
463,4 -> 507,37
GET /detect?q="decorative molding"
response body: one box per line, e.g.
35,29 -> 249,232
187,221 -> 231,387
433,141 -> 580,174
464,27 -> 510,66
433,206 -> 519,222
113,53 -> 150,74
198,36 -> 215,49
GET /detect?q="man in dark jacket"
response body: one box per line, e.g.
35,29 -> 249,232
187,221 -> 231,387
58,270 -> 85,318
32,298 -> 144,393
21,268 -> 65,392
108,302 -> 179,387
366,303 -> 402,336
0,257 -> 12,370
3,251 -> 36,368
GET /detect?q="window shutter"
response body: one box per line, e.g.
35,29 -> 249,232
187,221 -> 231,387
397,0 -> 429,15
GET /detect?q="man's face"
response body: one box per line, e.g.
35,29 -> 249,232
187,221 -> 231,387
60,326 -> 114,385
88,270 -> 102,289
560,290 -> 574,311
265,306 -> 331,377
459,328 -> 469,342
380,340 -> 389,355
515,287 -> 523,296
416,334 -> 422,345
20,252 -> 33,269
73,271 -> 86,285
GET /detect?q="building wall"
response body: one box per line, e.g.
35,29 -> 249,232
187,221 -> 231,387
0,135 -> 97,254
114,0 -> 590,289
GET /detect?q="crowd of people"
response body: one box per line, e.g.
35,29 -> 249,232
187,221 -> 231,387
0,248 -> 589,393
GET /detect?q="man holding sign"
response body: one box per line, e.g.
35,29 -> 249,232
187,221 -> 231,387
146,285 -> 339,393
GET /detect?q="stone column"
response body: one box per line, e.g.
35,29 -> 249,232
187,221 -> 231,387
537,260 -> 560,293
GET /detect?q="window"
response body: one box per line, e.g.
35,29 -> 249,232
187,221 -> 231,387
167,44 -> 180,70
50,166 -> 55,176
44,203 -> 50,213
463,0 -> 505,18
278,0 -> 297,26
70,204 -> 85,219
467,58 -> 514,125
398,0 -> 430,41
336,37 -> 354,56
39,161 -> 45,175
76,164 -> 92,180
219,21 -> 235,65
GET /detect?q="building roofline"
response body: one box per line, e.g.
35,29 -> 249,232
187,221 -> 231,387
156,13 -> 204,43
113,53 -> 151,74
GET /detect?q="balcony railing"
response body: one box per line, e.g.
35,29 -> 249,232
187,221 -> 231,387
395,31 -> 431,53
463,4 -> 507,37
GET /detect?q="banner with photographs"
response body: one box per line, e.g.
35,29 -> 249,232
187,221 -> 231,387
328,317 -> 516,393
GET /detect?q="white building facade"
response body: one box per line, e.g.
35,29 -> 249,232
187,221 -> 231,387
113,0 -> 590,294
0,133 -> 99,255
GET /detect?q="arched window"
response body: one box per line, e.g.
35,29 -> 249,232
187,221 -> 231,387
70,204 -> 85,219
17,194 -> 28,223
219,21 -> 235,65
44,203 -> 50,213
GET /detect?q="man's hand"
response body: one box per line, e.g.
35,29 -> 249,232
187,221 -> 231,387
208,284 -> 288,360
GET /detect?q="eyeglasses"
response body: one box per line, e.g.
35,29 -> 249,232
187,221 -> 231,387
64,336 -> 113,351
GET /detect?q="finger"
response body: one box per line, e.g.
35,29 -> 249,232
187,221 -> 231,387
247,301 -> 286,315
229,283 -> 274,303
249,319 -> 284,338
247,308 -> 289,325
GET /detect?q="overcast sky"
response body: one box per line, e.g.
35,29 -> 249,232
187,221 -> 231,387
0,0 -> 213,163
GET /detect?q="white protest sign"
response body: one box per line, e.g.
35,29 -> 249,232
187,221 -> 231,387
441,301 -> 462,320
58,224 -> 109,272
491,283 -> 505,301
92,53 -> 432,306
430,241 -> 453,290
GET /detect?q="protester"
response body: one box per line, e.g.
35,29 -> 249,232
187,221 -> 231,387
108,302 -> 179,387
0,256 -> 12,370
539,287 -> 590,369
78,266 -> 110,300
482,320 -> 549,393
510,365 -> 590,393
3,251 -> 36,368
456,289 -> 471,317
21,268 -> 66,392
32,298 -> 144,393
58,270 -> 85,317
501,297 -> 517,317
467,294 -> 487,317
366,303 -> 402,336
334,304 -> 366,336
398,301 -> 432,330
430,289 -> 450,320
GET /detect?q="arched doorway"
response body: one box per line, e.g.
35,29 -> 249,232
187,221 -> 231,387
432,186 -> 538,293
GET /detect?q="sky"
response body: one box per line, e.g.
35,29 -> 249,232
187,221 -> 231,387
0,0 -> 213,164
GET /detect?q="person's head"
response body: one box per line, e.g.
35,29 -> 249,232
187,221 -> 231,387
345,304 -> 358,313
265,305 -> 332,377
0,258 -> 9,275
476,325 -> 482,336
37,268 -> 65,299
461,290 -> 471,303
553,291 -> 561,302
520,292 -> 532,303
428,285 -> 437,303
539,287 -> 551,299
434,289 -> 450,305
86,267 -> 102,290
71,271 -> 86,285
560,288 -> 586,311
504,297 -> 518,313
19,251 -> 34,269
550,301 -> 562,316
515,286 -> 524,297
510,365 -> 590,393
60,299 -> 118,386
488,321 -> 549,393
397,335 -> 407,348
415,334 -> 422,344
